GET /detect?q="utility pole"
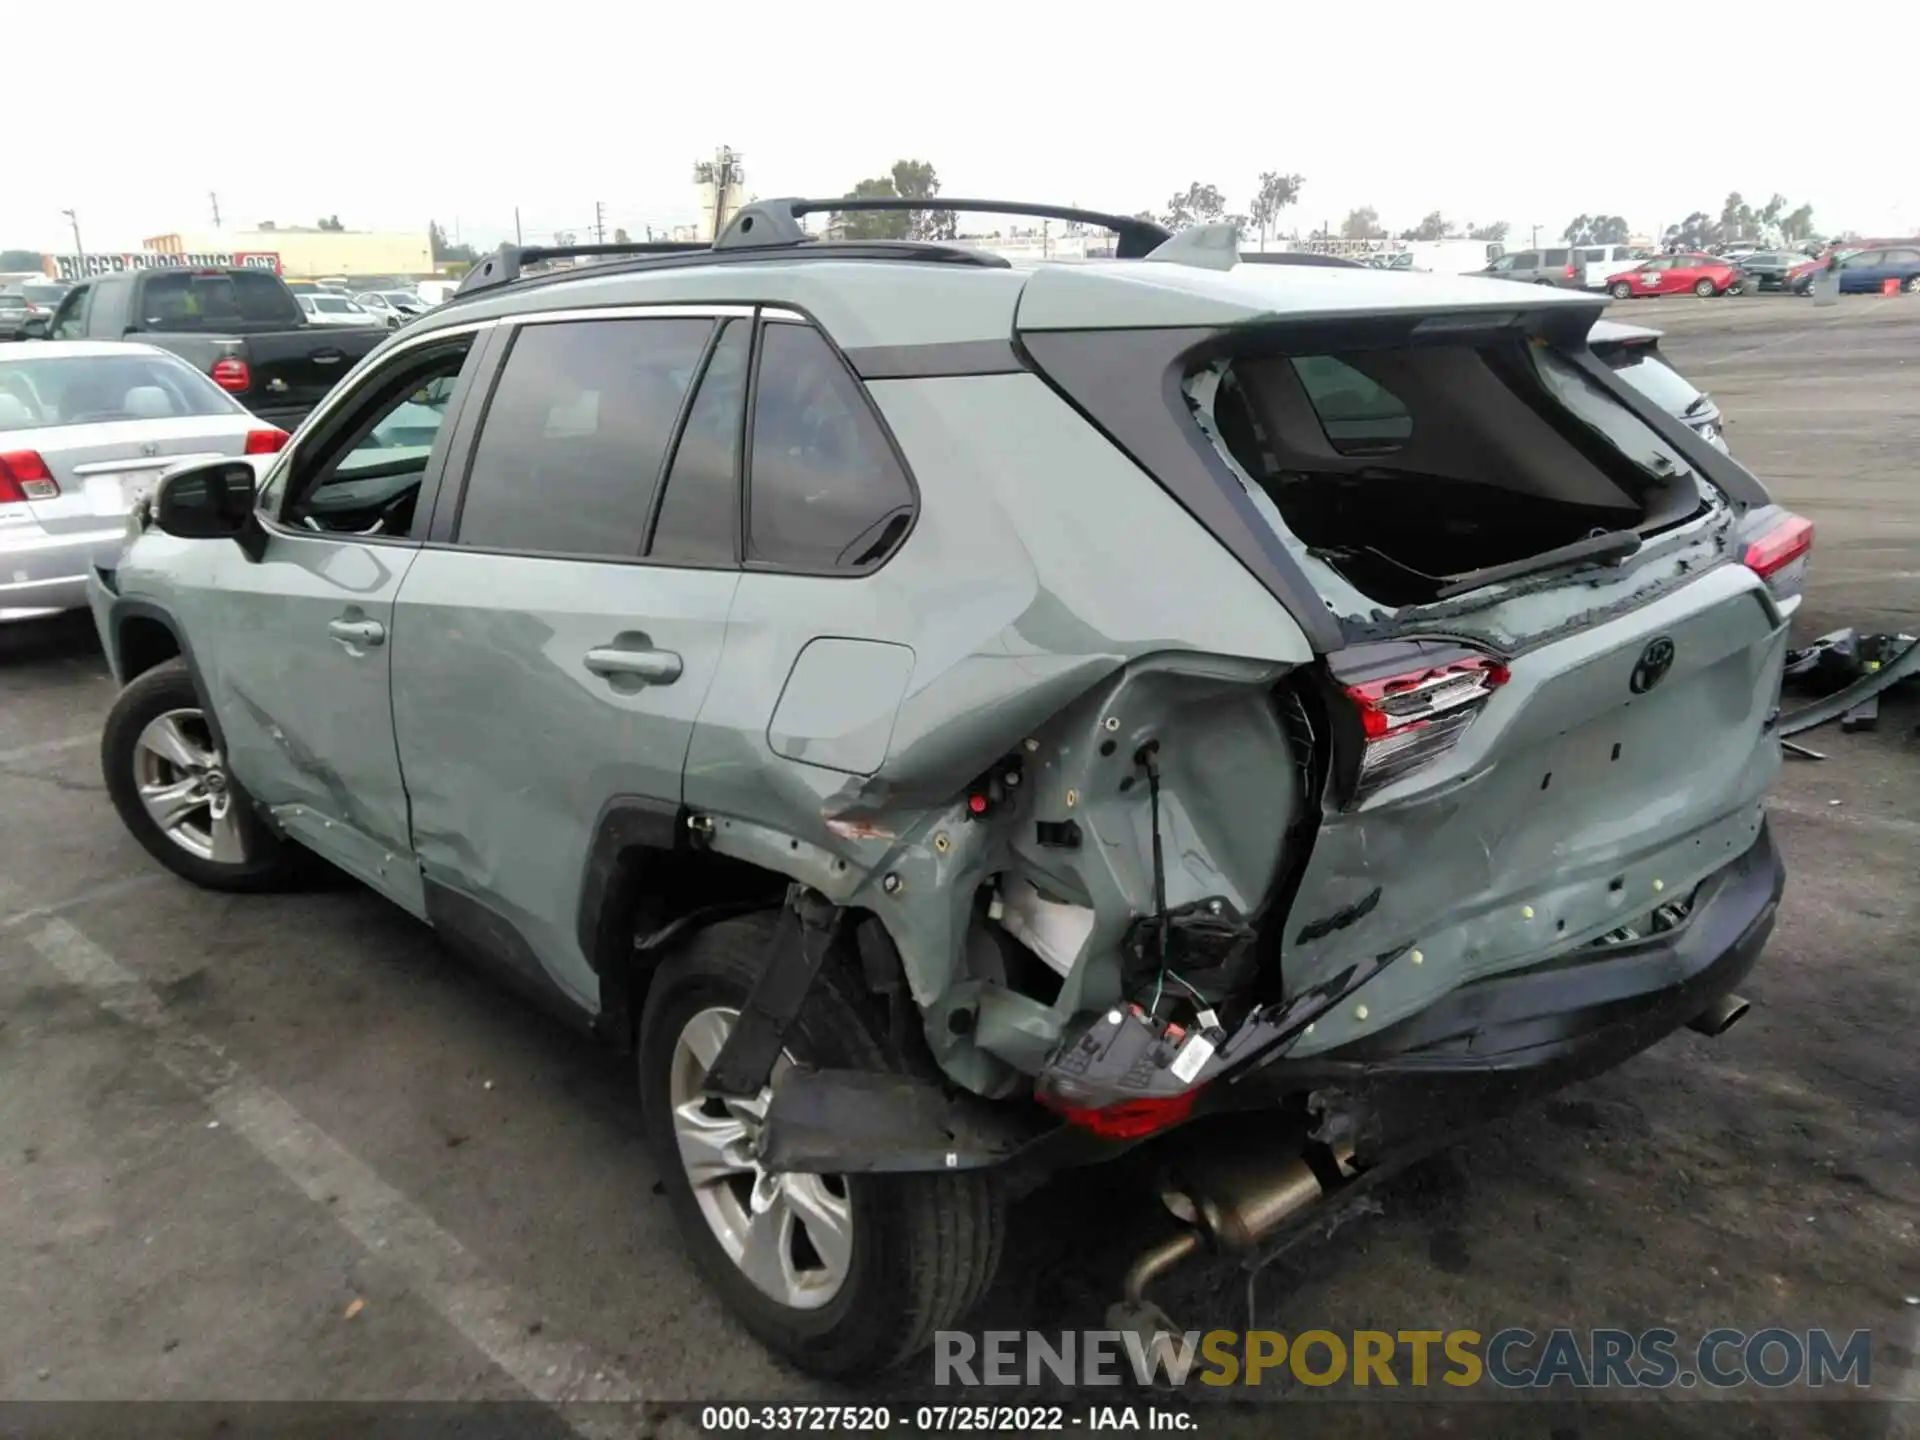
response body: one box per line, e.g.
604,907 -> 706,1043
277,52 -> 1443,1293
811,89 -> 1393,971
593,200 -> 606,244
61,208 -> 84,259
210,191 -> 221,227
514,207 -> 522,246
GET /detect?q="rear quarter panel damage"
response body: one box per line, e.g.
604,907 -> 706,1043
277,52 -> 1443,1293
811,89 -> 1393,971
685,371 -> 1312,1093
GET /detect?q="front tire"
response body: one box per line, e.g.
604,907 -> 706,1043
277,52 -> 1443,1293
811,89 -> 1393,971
1905,274 -> 1920,294
1610,280 -> 1633,299
639,915 -> 1005,1379
101,659 -> 302,891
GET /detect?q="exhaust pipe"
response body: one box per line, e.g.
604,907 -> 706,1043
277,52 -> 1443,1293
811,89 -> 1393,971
1118,1143 -> 1351,1309
1687,993 -> 1751,1038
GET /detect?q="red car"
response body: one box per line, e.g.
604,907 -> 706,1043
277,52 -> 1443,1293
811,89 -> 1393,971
1606,253 -> 1745,299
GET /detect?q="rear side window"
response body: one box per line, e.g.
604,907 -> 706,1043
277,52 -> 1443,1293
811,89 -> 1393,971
1289,356 -> 1414,455
455,317 -> 712,558
1542,248 -> 1571,266
1510,252 -> 1539,269
650,318 -> 750,566
137,271 -> 301,329
745,322 -> 914,571
1579,248 -> 1604,263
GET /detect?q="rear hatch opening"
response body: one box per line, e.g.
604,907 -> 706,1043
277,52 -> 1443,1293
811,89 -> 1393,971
1193,319 -> 1725,612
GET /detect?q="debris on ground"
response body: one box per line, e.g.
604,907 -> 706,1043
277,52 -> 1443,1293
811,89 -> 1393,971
1778,629 -> 1920,746
343,1298 -> 365,1320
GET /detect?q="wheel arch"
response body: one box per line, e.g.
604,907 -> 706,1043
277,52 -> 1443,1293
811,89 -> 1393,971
108,599 -> 228,750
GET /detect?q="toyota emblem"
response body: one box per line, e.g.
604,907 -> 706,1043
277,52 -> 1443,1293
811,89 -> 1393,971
1630,637 -> 1676,694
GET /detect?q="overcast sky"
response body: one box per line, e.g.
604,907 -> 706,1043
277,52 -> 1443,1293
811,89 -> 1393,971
10,4 -> 1908,254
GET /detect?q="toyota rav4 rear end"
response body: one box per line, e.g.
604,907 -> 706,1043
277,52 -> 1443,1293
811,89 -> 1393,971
863,256 -> 1801,1316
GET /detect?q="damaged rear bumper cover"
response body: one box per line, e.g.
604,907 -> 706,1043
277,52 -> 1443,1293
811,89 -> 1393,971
758,824 -> 1784,1176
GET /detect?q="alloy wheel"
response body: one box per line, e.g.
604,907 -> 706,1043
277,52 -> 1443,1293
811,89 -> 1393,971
669,1006 -> 853,1310
132,709 -> 246,863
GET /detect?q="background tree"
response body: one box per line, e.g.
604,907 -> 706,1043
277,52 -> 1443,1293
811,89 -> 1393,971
1246,171 -> 1303,251
317,215 -> 345,232
1779,202 -> 1817,243
1401,210 -> 1448,241
1468,221 -> 1510,242
831,161 -> 953,241
0,248 -> 44,271
833,175 -> 911,240
1662,212 -> 1716,250
1160,182 -> 1229,231
613,227 -> 631,244
1565,214 -> 1631,245
428,220 -> 476,265
1340,206 -> 1382,240
890,159 -> 956,241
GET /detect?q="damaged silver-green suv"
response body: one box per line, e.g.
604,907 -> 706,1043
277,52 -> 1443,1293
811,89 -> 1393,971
91,200 -> 1808,1378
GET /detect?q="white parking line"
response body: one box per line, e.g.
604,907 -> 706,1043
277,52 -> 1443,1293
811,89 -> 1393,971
7,908 -> 647,1427
0,734 -> 93,766
0,872 -> 167,930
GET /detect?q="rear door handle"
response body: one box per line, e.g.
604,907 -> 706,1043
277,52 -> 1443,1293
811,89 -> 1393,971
584,646 -> 682,685
328,617 -> 386,647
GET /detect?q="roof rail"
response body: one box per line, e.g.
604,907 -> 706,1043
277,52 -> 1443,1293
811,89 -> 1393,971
454,240 -> 709,299
718,197 -> 1171,259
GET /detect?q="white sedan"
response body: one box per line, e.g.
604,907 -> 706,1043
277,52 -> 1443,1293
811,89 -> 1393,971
297,293 -> 383,327
0,342 -> 288,622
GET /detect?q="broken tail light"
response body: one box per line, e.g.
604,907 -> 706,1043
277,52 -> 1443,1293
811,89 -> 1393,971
1742,512 -> 1812,601
210,357 -> 250,393
1038,1088 -> 1201,1140
0,449 -> 60,504
1340,651 -> 1509,803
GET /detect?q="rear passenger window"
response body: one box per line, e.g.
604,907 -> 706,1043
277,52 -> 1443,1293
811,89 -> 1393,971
1289,356 -> 1414,455
650,319 -> 749,566
456,317 -> 712,558
745,322 -> 914,571
1542,248 -> 1571,266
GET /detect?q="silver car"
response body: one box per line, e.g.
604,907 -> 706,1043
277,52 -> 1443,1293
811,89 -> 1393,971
1,342 -> 288,621
88,199 -> 1807,1378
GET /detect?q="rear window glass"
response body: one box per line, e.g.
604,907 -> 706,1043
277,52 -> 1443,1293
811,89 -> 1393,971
0,353 -> 238,428
1602,349 -> 1705,418
1288,356 -> 1414,455
138,271 -> 301,329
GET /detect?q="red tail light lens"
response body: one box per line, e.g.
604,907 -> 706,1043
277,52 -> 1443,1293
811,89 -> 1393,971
1342,653 -> 1509,801
1565,263 -> 1579,279
0,449 -> 60,504
244,428 -> 290,454
1038,1089 -> 1200,1140
210,358 -> 250,393
1743,513 -> 1813,581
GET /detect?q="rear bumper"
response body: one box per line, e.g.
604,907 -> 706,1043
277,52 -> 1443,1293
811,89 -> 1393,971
1222,821 -> 1783,1153
0,522 -> 124,622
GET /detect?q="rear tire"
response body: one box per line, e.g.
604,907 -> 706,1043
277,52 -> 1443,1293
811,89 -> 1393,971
101,660 -> 303,892
1694,278 -> 1716,297
638,914 -> 1005,1379
1610,280 -> 1633,299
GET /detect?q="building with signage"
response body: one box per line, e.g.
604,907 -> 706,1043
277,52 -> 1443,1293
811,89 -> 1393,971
142,226 -> 433,279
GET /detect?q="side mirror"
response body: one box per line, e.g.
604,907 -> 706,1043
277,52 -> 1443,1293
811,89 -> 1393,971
153,461 -> 256,540
20,317 -> 48,340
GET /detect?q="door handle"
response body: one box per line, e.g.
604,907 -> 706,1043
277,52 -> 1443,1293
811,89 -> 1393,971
328,617 -> 386,647
583,646 -> 682,685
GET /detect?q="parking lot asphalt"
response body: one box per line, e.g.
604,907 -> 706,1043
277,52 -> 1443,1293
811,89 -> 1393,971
1,295 -> 1915,1435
